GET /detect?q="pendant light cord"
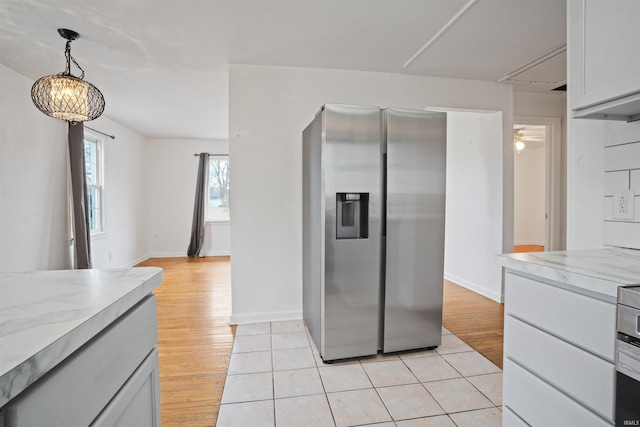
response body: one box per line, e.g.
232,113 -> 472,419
63,40 -> 85,79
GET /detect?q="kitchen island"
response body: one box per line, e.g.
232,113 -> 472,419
0,267 -> 163,426
497,247 -> 640,426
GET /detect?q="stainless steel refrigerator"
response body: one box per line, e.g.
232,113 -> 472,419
302,103 -> 446,362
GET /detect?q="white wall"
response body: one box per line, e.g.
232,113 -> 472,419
0,63 -> 151,271
0,64 -> 69,272
87,115 -> 150,268
444,112 -> 505,302
603,120 -> 640,249
229,64 -> 514,322
566,119 -> 640,250
146,138 -> 230,257
514,146 -> 546,245
566,119 -> 606,249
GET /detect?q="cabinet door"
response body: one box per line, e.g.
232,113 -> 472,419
92,348 -> 161,427
570,0 -> 640,110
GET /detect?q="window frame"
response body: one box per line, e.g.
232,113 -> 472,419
84,132 -> 106,236
206,156 -> 230,223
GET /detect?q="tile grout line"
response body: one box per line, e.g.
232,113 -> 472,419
222,321 -> 503,426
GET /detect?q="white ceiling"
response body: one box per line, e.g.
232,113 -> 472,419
0,0 -> 566,140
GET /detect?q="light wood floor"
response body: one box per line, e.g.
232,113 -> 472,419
513,244 -> 544,253
140,257 -> 504,426
442,280 -> 504,369
138,257 -> 236,427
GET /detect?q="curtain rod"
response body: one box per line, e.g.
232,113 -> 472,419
194,153 -> 228,157
84,125 -> 115,140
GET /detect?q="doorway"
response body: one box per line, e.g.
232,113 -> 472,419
513,117 -> 562,252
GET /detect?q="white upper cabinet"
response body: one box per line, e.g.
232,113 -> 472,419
569,0 -> 640,121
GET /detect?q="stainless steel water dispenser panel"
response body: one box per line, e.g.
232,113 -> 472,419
336,193 -> 369,239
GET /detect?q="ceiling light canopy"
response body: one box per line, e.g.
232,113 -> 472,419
31,29 -> 105,123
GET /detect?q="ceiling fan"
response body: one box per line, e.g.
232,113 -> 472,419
513,129 -> 527,152
513,127 -> 545,152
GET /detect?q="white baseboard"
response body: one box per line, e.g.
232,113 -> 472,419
148,251 -> 231,258
120,254 -> 151,268
230,310 -> 303,325
203,250 -> 231,256
148,252 -> 187,258
444,272 -> 503,303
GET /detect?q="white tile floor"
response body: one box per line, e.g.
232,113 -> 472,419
217,320 -> 503,427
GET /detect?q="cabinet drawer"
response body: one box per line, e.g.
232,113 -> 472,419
505,272 -> 616,361
92,348 -> 161,427
505,315 -> 615,421
502,406 -> 528,427
503,358 -> 612,426
3,295 -> 158,427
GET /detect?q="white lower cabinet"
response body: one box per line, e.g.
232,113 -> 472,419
1,295 -> 161,427
503,271 -> 616,426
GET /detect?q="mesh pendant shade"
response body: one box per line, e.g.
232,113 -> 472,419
31,29 -> 105,122
31,74 -> 105,122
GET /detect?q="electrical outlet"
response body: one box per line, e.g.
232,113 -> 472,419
613,190 -> 635,220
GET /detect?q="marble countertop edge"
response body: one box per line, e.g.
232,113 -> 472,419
0,267 -> 163,407
497,248 -> 640,300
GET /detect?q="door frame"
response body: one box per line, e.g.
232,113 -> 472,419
514,116 -> 562,251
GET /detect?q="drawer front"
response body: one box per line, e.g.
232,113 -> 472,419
502,406 -> 529,427
503,358 -> 612,427
3,295 -> 158,427
505,272 -> 616,361
92,348 -> 161,427
505,315 -> 615,421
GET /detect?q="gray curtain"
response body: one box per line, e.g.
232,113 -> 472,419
68,122 -> 92,269
187,153 -> 210,258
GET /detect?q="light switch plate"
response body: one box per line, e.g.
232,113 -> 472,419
613,189 -> 635,220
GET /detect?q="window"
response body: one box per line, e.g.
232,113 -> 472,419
208,157 -> 230,221
84,134 -> 104,233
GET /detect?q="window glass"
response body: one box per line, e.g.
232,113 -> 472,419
84,137 -> 103,233
208,157 -> 230,220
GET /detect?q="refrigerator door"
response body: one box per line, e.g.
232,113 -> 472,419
322,104 -> 382,361
383,108 -> 446,353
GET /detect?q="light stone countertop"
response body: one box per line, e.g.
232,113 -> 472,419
497,247 -> 640,301
0,267 -> 163,407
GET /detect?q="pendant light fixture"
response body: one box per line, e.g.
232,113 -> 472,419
31,28 -> 105,122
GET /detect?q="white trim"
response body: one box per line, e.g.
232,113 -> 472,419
230,310 -> 302,325
206,219 -> 230,225
147,251 -> 231,258
203,250 -> 231,256
444,272 -> 503,303
148,252 -> 190,258
83,130 -> 106,234
498,44 -> 567,84
119,255 -> 151,268
90,231 -> 109,240
403,0 -> 480,69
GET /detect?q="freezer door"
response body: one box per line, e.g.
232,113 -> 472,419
322,104 -> 382,361
383,108 -> 446,353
